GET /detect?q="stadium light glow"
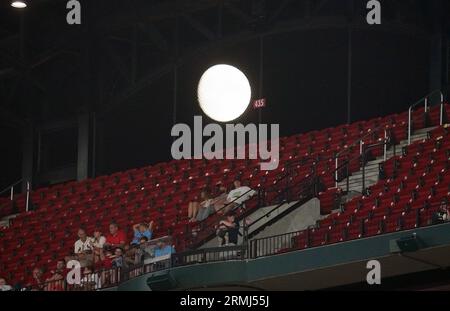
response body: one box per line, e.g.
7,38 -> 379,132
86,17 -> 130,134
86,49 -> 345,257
11,1 -> 27,8
197,64 -> 251,123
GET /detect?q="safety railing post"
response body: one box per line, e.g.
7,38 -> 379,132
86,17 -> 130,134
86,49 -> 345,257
10,186 -> 13,201
440,92 -> 444,126
362,155 -> 366,193
25,181 -> 30,212
335,157 -> 338,188
383,130 -> 387,162
408,107 -> 412,145
346,161 -> 349,193
424,97 -> 428,112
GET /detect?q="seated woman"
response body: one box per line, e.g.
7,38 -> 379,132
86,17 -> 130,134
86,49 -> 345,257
195,190 -> 215,222
188,190 -> 210,222
188,195 -> 200,222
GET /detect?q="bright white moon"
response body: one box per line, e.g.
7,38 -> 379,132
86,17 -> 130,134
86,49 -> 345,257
198,64 -> 251,122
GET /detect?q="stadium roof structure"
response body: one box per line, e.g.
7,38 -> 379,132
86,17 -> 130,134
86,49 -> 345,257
0,0 -> 448,127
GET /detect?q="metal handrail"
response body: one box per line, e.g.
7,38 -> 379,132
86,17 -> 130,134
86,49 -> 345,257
249,199 -> 449,259
0,179 -> 23,197
333,90 -> 444,188
332,137 -> 391,188
184,187 -> 258,248
336,90 -> 443,158
408,89 -> 443,144
246,175 -> 318,231
184,157 -> 323,249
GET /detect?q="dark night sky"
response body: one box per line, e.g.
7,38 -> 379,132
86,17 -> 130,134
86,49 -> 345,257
96,28 -> 429,176
0,11 -> 433,191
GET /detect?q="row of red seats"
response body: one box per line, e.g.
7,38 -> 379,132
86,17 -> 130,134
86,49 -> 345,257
0,104 -> 448,284
291,125 -> 450,250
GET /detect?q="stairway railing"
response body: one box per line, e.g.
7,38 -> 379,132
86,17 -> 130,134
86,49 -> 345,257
183,158 -> 322,250
0,179 -> 28,219
333,90 -> 444,188
408,89 -> 444,144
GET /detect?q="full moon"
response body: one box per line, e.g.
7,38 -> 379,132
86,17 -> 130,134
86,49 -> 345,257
197,64 -> 252,122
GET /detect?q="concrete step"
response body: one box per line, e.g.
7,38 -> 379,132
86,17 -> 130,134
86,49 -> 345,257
337,127 -> 435,192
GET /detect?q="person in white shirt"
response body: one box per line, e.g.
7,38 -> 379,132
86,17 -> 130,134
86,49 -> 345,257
225,180 -> 256,212
0,277 -> 12,291
74,228 -> 94,254
66,228 -> 94,268
91,229 -> 106,264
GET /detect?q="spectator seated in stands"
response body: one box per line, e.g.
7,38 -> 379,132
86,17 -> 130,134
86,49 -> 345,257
80,266 -> 101,290
0,277 -> 12,291
45,259 -> 67,291
126,236 -> 149,266
216,213 -> 241,246
195,190 -> 216,222
91,228 -> 106,264
45,259 -> 67,282
225,180 -> 256,213
104,222 -> 127,250
188,190 -> 204,222
433,199 -> 449,224
66,228 -> 94,268
131,221 -> 153,245
111,248 -> 126,268
98,249 -> 114,270
154,240 -> 175,258
26,267 -> 45,291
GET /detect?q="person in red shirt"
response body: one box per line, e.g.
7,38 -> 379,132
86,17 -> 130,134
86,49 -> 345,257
44,260 -> 68,291
104,222 -> 126,250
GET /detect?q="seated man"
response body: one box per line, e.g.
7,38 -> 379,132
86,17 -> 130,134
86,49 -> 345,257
26,267 -> 45,291
129,236 -> 148,265
104,222 -> 127,250
45,259 -> 68,282
66,228 -> 94,268
225,180 -> 256,213
128,237 -> 149,266
131,221 -> 153,245
45,260 -> 67,291
0,278 -> 13,291
111,248 -> 126,268
217,213 -> 241,246
433,199 -> 449,223
154,240 -> 175,258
